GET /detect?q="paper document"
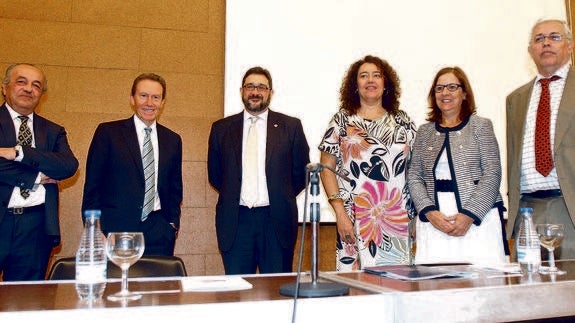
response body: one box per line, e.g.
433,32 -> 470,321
181,276 -> 253,292
364,265 -> 475,281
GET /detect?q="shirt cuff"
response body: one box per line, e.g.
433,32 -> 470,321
32,172 -> 43,191
14,145 -> 23,162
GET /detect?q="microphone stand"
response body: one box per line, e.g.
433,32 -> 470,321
279,166 -> 349,297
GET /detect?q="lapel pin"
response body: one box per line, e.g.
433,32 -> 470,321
274,124 -> 278,128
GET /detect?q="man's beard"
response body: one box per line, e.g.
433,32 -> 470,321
243,95 -> 270,113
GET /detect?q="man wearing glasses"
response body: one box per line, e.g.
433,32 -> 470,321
507,19 -> 575,259
208,66 -> 310,274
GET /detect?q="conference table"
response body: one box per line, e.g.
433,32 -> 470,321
1,261 -> 575,322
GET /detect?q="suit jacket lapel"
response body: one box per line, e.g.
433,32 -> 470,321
156,125 -> 169,181
0,104 -> 17,145
555,68 -> 575,148
32,115 -> 47,149
265,110 -> 280,168
231,112 -> 244,168
514,83 -> 533,170
515,82 -> 533,142
122,118 -> 145,180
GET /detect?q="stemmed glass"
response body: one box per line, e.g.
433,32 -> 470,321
536,224 -> 566,275
105,232 -> 145,301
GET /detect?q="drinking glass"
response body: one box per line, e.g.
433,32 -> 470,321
536,224 -> 566,275
105,232 -> 145,301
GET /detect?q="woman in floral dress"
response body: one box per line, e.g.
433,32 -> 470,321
319,55 -> 417,271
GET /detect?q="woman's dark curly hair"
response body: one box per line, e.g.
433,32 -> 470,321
339,55 -> 401,115
426,66 -> 476,123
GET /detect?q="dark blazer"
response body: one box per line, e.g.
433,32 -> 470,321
506,68 -> 575,238
82,117 -> 183,233
0,103 -> 79,245
208,110 -> 310,252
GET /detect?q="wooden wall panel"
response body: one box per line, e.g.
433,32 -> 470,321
0,0 -> 337,278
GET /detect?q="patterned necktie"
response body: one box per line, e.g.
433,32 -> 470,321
18,116 -> 32,198
534,75 -> 560,177
241,117 -> 259,208
142,127 -> 155,221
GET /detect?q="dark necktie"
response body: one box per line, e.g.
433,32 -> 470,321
17,116 -> 32,198
17,115 -> 32,146
142,127 -> 155,221
534,75 -> 560,177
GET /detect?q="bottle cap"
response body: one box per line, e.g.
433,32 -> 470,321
520,207 -> 533,214
84,209 -> 102,219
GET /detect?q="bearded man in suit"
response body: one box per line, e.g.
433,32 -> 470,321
208,66 -> 310,274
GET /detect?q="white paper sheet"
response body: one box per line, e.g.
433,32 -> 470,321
181,276 -> 253,292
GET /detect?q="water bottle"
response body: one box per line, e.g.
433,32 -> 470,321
516,207 -> 541,273
75,209 -> 107,300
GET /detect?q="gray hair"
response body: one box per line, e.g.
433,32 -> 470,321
2,63 -> 48,93
529,19 -> 573,44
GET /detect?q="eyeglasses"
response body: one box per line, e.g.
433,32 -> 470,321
242,83 -> 270,92
533,33 -> 564,43
434,83 -> 462,93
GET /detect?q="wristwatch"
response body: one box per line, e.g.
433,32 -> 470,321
14,145 -> 20,158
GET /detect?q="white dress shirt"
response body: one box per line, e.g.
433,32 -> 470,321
6,104 -> 45,208
520,63 -> 569,193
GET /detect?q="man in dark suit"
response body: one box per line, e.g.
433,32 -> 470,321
208,66 -> 310,274
0,63 -> 79,281
507,19 -> 575,259
82,73 -> 182,256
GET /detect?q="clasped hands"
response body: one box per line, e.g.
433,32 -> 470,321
426,210 -> 473,237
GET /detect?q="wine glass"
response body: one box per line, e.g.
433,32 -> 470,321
105,232 -> 145,301
535,224 -> 566,275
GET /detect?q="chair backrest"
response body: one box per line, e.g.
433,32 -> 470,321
48,255 -> 188,280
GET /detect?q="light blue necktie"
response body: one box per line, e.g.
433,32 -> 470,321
142,127 -> 155,221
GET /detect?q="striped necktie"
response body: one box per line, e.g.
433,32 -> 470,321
142,127 -> 155,221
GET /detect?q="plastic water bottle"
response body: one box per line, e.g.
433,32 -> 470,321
516,207 -> 541,273
75,209 -> 107,300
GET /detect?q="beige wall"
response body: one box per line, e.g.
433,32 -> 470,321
0,0 -> 336,276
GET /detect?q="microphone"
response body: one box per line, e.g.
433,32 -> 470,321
305,163 -> 351,182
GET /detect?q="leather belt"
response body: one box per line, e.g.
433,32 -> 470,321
6,204 -> 45,215
522,189 -> 562,199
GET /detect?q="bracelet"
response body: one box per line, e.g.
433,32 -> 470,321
328,193 -> 344,201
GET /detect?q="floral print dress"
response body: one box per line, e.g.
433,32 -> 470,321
319,109 -> 417,271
